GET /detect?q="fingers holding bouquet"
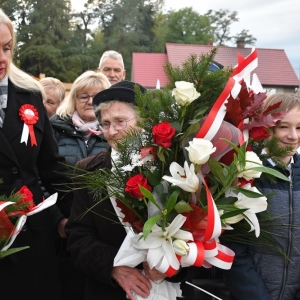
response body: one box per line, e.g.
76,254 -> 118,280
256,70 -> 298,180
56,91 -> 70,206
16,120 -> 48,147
142,261 -> 167,283
111,265 -> 152,299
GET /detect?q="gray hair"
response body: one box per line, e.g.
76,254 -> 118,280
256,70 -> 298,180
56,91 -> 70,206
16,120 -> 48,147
98,50 -> 125,70
95,100 -> 137,121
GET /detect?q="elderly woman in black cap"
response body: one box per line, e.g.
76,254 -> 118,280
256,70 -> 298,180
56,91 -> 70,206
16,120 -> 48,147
65,81 -> 152,299
65,81 -> 197,300
66,81 -> 197,300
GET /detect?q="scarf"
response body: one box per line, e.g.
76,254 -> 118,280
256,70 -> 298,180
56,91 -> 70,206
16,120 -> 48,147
72,110 -> 99,141
0,76 -> 8,128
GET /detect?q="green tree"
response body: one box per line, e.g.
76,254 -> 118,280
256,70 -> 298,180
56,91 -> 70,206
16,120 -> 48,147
0,0 -> 19,22
152,12 -> 168,52
205,9 -> 239,45
99,0 -> 164,79
16,0 -> 73,79
205,9 -> 256,46
233,29 -> 257,46
165,7 -> 212,45
72,0 -> 100,48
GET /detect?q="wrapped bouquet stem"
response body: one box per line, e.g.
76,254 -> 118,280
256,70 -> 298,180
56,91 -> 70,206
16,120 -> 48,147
0,186 -> 57,258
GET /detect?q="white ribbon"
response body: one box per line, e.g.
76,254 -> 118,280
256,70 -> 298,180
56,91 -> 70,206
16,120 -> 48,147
20,123 -> 29,145
0,201 -> 14,211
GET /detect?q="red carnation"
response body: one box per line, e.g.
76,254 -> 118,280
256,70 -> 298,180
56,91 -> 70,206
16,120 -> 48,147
152,122 -> 176,148
249,126 -> 270,141
125,174 -> 152,199
16,186 -> 35,211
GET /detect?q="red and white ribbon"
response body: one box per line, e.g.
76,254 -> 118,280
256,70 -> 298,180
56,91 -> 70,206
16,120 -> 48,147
0,193 -> 57,252
19,104 -> 39,146
232,48 -> 258,84
186,50 -> 259,270
196,48 -> 258,142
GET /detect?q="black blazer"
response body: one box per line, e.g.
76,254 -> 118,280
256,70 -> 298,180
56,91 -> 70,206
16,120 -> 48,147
0,80 -> 73,300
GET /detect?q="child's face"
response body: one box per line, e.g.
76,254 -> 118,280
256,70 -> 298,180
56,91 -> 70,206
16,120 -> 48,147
272,107 -> 300,164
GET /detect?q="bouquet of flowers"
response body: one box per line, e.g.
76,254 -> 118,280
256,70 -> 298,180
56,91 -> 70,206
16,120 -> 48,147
0,183 -> 57,258
77,48 -> 288,298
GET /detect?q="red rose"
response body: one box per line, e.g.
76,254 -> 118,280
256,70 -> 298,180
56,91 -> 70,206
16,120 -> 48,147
152,122 -> 176,148
249,127 -> 270,141
16,186 -> 35,211
125,174 -> 152,199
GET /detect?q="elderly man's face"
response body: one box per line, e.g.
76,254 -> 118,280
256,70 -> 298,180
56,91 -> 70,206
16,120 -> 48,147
98,57 -> 126,85
100,102 -> 137,150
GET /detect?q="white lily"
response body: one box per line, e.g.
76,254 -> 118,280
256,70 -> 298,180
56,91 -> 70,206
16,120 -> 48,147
223,184 -> 267,237
173,239 -> 190,256
132,214 -> 193,270
162,161 -> 199,192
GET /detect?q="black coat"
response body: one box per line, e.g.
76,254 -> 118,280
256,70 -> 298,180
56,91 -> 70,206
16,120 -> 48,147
50,114 -> 108,167
65,150 -> 197,300
0,80 -> 73,300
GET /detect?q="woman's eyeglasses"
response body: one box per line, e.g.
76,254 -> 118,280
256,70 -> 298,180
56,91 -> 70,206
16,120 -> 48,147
77,94 -> 96,103
99,117 -> 136,132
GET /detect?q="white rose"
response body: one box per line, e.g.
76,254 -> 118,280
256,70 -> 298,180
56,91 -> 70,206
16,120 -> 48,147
172,81 -> 200,106
185,138 -> 216,165
238,151 -> 263,181
173,239 -> 190,256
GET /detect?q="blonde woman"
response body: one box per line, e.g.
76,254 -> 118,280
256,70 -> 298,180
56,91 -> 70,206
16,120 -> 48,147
51,70 -> 110,167
0,8 -> 73,300
40,77 -> 65,118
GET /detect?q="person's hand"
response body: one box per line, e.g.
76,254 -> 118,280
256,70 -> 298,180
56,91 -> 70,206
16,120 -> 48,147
57,218 -> 68,239
142,261 -> 167,283
111,266 -> 151,300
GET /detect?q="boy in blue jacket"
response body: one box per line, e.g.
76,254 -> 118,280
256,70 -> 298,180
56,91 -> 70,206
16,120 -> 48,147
224,93 -> 300,300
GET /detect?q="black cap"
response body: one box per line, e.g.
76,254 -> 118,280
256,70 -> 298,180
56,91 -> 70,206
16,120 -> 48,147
93,80 -> 147,107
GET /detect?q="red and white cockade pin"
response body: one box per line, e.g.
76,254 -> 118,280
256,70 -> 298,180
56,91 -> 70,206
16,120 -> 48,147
19,104 -> 39,146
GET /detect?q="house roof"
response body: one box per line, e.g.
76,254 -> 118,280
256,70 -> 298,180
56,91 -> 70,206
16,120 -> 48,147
132,43 -> 299,88
131,53 -> 168,88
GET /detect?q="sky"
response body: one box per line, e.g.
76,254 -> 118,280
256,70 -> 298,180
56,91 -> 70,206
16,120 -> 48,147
71,0 -> 300,79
